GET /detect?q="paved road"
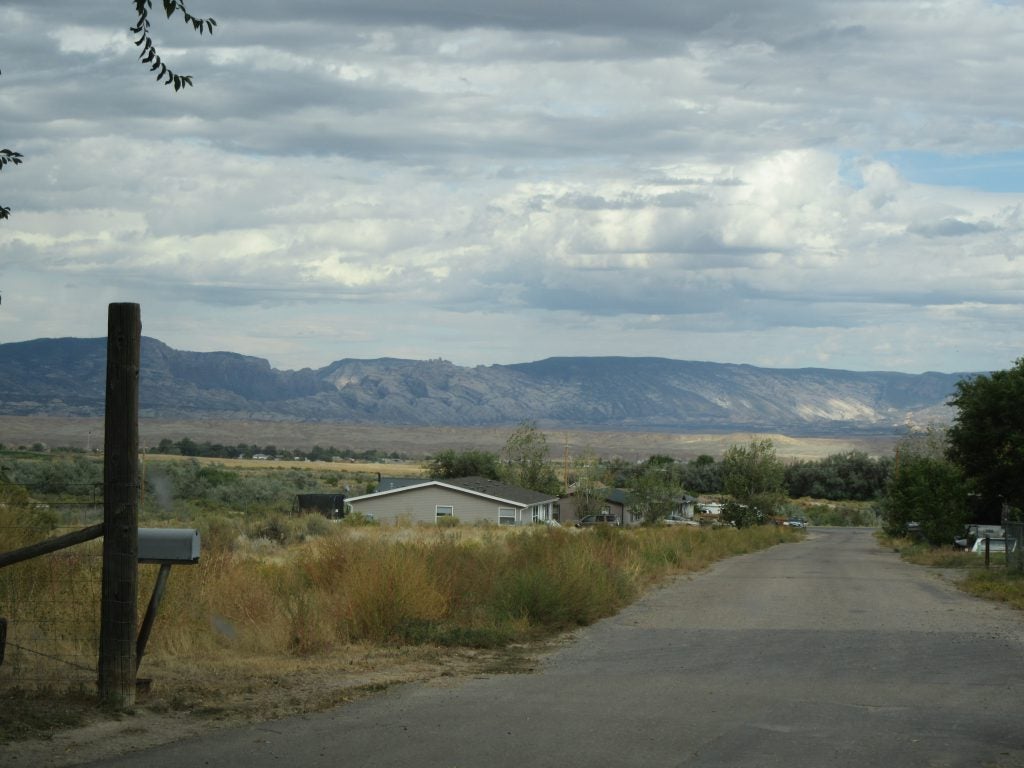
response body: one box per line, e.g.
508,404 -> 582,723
89,528 -> 1024,767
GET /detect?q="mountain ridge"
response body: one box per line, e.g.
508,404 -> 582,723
0,336 -> 971,435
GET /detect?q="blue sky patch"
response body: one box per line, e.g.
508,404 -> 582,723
881,151 -> 1024,193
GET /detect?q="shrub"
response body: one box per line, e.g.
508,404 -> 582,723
339,511 -> 377,527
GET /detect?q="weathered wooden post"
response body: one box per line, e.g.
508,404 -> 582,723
98,303 -> 141,708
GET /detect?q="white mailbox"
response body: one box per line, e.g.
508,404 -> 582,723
137,528 -> 201,564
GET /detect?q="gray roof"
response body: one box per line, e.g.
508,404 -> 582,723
446,476 -> 558,506
377,476 -> 429,492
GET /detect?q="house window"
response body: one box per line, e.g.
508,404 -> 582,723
498,508 -> 516,526
436,505 -> 454,521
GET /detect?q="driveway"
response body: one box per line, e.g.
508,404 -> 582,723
87,528 -> 1024,767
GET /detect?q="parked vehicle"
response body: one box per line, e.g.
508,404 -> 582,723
970,537 -> 1016,554
785,519 -> 807,528
575,514 -> 620,527
955,524 -> 1004,550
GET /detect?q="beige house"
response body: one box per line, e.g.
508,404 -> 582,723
346,476 -> 559,526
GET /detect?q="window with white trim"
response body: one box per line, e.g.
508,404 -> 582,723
498,508 -> 516,526
436,505 -> 454,521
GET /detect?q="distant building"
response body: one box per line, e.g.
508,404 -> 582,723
347,476 -> 558,526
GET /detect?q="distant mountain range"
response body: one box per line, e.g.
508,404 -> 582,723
0,337 -> 971,435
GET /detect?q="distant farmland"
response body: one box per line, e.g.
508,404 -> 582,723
1,415 -> 900,462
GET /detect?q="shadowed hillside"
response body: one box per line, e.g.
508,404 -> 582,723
0,337 -> 969,435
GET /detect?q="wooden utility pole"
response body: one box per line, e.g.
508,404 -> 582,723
98,303 -> 141,709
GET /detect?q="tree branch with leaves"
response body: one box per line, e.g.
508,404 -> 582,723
132,0 -> 217,91
2,5 -> 215,223
0,146 -> 22,221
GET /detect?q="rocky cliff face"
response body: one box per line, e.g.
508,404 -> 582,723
0,337 -> 968,434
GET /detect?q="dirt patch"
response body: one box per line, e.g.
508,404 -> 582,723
0,640 -> 560,767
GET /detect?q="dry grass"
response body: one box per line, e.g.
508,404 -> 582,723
0,515 -> 800,746
878,532 -> 1024,612
960,570 -> 1024,610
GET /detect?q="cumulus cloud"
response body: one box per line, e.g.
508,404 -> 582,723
1,0 -> 1023,374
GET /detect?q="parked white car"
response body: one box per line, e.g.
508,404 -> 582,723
970,537 -> 1016,554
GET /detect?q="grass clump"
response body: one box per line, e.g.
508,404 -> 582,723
960,570 -> 1024,610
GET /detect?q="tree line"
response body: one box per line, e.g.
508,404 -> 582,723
426,424 -> 893,527
149,438 -> 407,463
881,358 -> 1024,546
428,439 -> 891,502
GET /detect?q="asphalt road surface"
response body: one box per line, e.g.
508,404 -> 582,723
88,528 -> 1024,767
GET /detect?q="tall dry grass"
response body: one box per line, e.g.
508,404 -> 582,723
1,498 -> 800,692
150,522 -> 798,658
0,484 -> 104,694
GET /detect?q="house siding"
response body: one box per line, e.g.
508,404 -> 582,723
349,485 -> 525,526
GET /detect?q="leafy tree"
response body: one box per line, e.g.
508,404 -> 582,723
177,437 -> 200,456
599,457 -> 632,488
570,451 -> 607,520
948,358 -> 1024,519
883,431 -> 968,544
627,462 -> 682,524
720,438 -> 786,527
785,451 -> 892,501
426,449 -> 501,480
501,421 -> 559,494
681,454 -> 723,494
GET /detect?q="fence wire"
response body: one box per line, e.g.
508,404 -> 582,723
1,504 -> 104,693
1005,522 -> 1024,572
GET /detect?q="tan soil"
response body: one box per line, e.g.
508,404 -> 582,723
0,639 -> 565,767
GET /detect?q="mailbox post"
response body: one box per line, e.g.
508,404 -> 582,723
136,528 -> 200,672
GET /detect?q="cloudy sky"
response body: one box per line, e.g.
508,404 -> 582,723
2,1 -> 1023,374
